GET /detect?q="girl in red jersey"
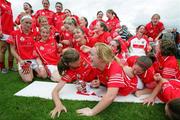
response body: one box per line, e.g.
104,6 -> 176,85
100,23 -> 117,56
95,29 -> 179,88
145,14 -> 165,42
89,11 -> 105,31
49,48 -> 92,118
92,21 -> 112,45
34,0 -> 54,26
106,9 -> 121,36
35,25 -> 61,82
8,15 -> 47,82
77,43 -> 138,116
126,25 -> 151,57
36,16 -> 59,41
0,0 -> 14,73
53,2 -> 65,33
60,17 -> 77,48
14,2 -> 36,31
143,39 -> 180,105
79,17 -> 91,37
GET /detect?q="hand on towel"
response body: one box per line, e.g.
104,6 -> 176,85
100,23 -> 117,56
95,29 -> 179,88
143,95 -> 155,106
76,107 -> 94,116
50,105 -> 67,119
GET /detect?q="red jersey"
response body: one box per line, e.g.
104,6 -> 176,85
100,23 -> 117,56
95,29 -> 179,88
93,61 -> 137,96
15,14 -> 37,32
34,9 -> 55,26
145,21 -> 164,40
35,38 -> 60,65
53,12 -> 65,33
106,17 -> 120,35
158,79 -> 180,103
61,56 -> 92,83
7,29 -> 36,60
92,31 -> 112,45
89,19 -> 105,30
153,56 -> 179,79
127,56 -> 156,89
60,30 -> 74,48
0,1 -> 13,34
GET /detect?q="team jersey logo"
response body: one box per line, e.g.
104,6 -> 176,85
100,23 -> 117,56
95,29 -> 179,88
42,12 -> 45,15
20,37 -> 25,41
40,46 -> 44,50
51,42 -> 54,46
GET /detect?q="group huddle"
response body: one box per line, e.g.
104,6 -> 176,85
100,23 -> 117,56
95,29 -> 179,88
0,0 -> 180,119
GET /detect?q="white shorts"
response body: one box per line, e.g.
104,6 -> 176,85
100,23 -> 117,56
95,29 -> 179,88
1,34 -> 10,41
18,59 -> 39,71
46,65 -> 58,75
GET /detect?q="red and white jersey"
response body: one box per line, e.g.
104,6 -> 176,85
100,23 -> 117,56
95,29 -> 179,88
145,21 -> 164,40
89,19 -> 105,30
34,9 -> 55,26
94,61 -> 137,96
7,29 -> 36,60
127,35 -> 150,56
61,56 -> 92,83
35,38 -> 60,65
153,56 -> 179,79
158,79 -> 180,103
53,12 -> 65,33
0,1 -> 13,34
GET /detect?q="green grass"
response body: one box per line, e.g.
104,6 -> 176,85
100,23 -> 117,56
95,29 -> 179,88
0,71 -> 168,120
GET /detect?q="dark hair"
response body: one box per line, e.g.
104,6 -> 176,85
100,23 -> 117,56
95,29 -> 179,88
73,27 -> 85,35
64,9 -> 71,14
160,39 -> 177,56
136,25 -> 145,33
147,52 -> 156,63
97,11 -> 103,15
166,98 -> 180,120
107,9 -> 119,20
82,17 -> 88,28
56,2 -> 63,6
136,56 -> 152,71
24,2 -> 34,14
113,39 -> 121,54
99,21 -> 109,32
42,0 -> 49,4
58,48 -> 80,75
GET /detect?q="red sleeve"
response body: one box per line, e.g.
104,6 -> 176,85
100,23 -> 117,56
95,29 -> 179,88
14,14 -> 21,25
161,81 -> 180,102
159,22 -> 165,32
107,61 -> 126,88
126,36 -> 136,47
0,8 -> 2,31
162,58 -> 179,79
61,70 -> 76,83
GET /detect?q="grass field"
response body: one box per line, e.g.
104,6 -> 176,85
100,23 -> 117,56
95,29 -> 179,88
0,71 -> 169,120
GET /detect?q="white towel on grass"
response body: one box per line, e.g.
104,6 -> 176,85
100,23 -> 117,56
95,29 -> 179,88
14,81 -> 163,103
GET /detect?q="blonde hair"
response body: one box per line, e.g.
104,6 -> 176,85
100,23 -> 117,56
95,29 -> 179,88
38,16 -> 48,24
94,43 -> 115,63
40,25 -> 50,32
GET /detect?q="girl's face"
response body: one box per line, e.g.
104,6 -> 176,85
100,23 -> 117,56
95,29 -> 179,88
42,0 -> 49,10
94,22 -> 102,32
109,40 -> 118,53
21,18 -> 32,31
106,12 -> 112,19
79,17 -> 87,27
64,10 -> 71,17
90,47 -> 102,67
132,64 -> 144,75
151,15 -> 160,25
137,26 -> 145,34
40,19 -> 48,26
23,3 -> 31,13
97,12 -> 103,19
40,28 -> 50,41
73,29 -> 84,40
69,58 -> 81,68
55,4 -> 63,12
